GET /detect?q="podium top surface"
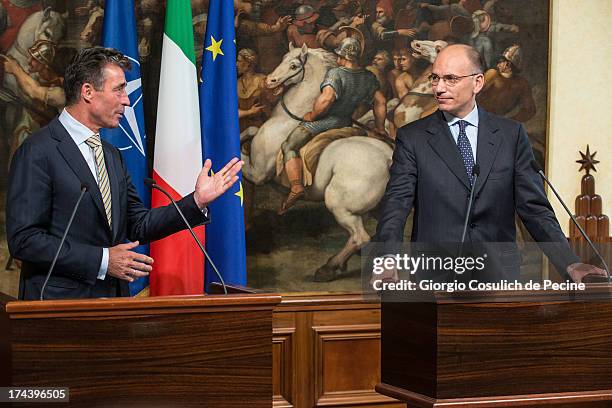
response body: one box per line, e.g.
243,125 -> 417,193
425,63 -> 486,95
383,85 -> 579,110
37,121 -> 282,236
0,293 -> 282,319
438,284 -> 611,301
378,283 -> 612,304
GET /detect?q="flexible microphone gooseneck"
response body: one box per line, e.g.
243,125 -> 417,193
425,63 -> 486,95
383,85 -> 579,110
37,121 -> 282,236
40,183 -> 89,300
144,178 -> 228,294
530,160 -> 610,283
459,164 -> 481,255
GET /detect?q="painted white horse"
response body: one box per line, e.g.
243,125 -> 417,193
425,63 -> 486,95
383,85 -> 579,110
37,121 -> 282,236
393,40 -> 447,128
4,7 -> 67,95
241,44 -> 394,280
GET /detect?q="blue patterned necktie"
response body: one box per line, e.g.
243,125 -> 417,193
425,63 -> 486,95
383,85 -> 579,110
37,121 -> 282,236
456,120 -> 475,185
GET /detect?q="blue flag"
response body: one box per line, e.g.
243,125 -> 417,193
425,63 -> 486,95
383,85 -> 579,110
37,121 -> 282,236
199,0 -> 247,288
101,0 -> 150,296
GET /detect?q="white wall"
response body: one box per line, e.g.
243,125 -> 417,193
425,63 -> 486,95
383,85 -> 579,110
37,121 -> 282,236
548,0 -> 612,234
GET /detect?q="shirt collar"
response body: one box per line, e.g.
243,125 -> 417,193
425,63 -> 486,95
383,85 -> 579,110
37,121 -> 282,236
58,109 -> 98,146
442,104 -> 479,128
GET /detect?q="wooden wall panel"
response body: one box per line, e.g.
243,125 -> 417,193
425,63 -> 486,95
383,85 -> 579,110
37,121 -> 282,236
273,328 -> 295,407
273,294 -> 405,408
315,324 -> 393,406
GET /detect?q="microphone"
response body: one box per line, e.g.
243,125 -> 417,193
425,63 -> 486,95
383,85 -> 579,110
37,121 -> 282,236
144,178 -> 228,294
530,160 -> 610,282
40,183 -> 89,300
460,164 -> 480,251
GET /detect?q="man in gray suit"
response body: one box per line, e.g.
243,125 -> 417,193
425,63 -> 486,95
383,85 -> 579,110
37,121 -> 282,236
374,44 -> 604,283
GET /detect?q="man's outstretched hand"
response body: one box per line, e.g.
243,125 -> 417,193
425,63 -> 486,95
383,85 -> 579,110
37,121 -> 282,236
194,157 -> 244,209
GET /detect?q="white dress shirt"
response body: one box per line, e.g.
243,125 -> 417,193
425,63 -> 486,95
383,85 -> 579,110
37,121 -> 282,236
58,109 -> 110,280
442,104 -> 479,161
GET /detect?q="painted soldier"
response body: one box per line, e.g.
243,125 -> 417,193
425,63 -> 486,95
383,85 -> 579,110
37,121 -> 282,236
366,49 -> 392,99
286,4 -> 320,48
394,47 -> 417,99
2,40 -> 64,108
477,44 -> 535,123
387,48 -> 403,99
237,48 -> 276,131
278,37 -> 387,214
371,0 -> 417,50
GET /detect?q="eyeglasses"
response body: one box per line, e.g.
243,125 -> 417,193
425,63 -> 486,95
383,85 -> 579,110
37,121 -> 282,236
428,73 -> 481,86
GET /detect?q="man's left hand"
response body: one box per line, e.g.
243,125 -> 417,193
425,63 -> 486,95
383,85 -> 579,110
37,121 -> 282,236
566,262 -> 608,283
194,157 -> 244,209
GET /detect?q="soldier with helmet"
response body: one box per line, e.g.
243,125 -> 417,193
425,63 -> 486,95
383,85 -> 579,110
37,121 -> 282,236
501,44 -> 522,72
477,44 -> 536,123
287,4 -> 320,48
278,37 -> 387,214
1,40 -> 65,109
0,40 -> 70,162
28,40 -> 61,84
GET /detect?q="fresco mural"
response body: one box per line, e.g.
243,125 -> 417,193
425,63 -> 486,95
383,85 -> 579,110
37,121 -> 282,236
236,0 -> 550,291
0,0 -> 550,296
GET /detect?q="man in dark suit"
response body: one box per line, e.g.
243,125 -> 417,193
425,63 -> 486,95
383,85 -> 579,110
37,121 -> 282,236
6,47 -> 243,300
374,44 -> 605,283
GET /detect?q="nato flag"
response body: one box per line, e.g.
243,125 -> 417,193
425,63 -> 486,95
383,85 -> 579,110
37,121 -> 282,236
102,0 -> 150,295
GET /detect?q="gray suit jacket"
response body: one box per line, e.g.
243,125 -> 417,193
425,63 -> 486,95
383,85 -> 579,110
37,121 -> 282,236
374,108 -> 578,280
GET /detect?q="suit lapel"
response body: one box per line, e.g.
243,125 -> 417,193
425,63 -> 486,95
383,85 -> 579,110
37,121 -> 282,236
427,110 -> 471,190
103,142 -> 121,242
473,108 -> 501,197
50,118 -> 112,237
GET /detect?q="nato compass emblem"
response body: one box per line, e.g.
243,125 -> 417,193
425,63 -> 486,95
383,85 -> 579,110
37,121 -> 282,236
116,55 -> 146,156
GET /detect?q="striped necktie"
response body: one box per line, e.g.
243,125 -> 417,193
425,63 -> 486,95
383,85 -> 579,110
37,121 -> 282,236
456,120 -> 475,185
86,134 -> 112,228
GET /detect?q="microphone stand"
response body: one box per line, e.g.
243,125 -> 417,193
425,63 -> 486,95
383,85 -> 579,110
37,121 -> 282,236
459,164 -> 480,257
145,178 -> 228,294
531,161 -> 610,283
41,184 -> 89,300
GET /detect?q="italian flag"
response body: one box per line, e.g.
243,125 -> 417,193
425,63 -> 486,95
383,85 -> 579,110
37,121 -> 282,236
150,0 -> 204,295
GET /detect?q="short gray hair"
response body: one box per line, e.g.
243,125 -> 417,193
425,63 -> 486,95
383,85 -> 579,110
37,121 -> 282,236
465,46 -> 486,73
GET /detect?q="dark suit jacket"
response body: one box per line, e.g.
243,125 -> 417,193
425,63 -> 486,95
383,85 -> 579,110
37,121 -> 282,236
7,117 -> 210,300
375,108 -> 578,280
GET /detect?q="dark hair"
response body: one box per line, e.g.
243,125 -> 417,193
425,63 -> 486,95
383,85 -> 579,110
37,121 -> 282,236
63,46 -> 131,105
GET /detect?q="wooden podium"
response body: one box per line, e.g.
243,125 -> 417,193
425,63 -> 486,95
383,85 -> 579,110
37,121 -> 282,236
375,287 -> 612,407
0,291 -> 281,407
